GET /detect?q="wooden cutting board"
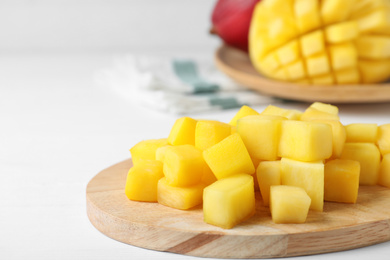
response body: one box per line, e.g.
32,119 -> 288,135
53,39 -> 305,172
86,159 -> 390,258
214,44 -> 390,103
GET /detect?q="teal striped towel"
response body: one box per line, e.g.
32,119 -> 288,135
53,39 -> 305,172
96,55 -> 276,114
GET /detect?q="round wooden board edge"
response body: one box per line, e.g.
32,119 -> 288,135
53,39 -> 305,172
86,159 -> 390,259
214,44 -> 390,104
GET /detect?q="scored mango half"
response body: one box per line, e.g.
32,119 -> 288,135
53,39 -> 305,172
249,0 -> 390,85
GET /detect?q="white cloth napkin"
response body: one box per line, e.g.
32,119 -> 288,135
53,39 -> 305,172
96,55 -> 277,114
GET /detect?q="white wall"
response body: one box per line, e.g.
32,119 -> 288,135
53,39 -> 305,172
0,0 -> 220,53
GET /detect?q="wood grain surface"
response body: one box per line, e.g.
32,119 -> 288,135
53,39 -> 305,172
214,44 -> 390,104
86,159 -> 390,259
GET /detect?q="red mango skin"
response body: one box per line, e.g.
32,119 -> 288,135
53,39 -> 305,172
211,0 -> 260,52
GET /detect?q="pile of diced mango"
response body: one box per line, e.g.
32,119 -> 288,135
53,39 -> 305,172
125,102 -> 390,229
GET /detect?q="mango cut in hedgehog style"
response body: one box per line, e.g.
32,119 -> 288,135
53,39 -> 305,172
249,0 -> 390,85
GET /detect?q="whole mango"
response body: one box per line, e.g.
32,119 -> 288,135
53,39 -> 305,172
211,0 -> 260,52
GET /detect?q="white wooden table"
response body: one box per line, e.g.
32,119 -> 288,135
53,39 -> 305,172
2,52 -> 390,260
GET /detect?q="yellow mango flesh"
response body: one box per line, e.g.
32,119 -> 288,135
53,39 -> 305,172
377,124 -> 390,155
324,159 -> 360,203
356,35 -> 390,59
329,42 -> 358,71
325,21 -> 359,44
203,133 -> 255,180
310,101 -> 339,115
201,164 -> 217,186
278,120 -> 333,162
125,160 -> 164,202
168,117 -> 197,146
300,30 -> 325,58
158,177 -> 206,210
345,123 -> 378,143
155,145 -> 172,163
260,104 -> 302,120
378,154 -> 390,188
294,0 -> 321,34
281,157 -> 324,211
203,174 -> 255,229
270,185 -> 311,224
359,59 -> 390,83
125,102 -> 390,229
249,0 -> 390,84
304,119 -> 346,159
256,161 -> 281,206
229,105 -> 260,126
340,143 -> 381,185
163,145 -> 205,187
300,107 -> 340,121
237,115 -> 286,162
334,68 -> 361,84
195,120 -> 232,151
130,138 -> 168,166
321,0 -> 355,25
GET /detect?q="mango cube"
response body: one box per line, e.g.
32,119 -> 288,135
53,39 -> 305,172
260,52 -> 281,73
305,52 -> 331,77
203,174 -> 255,229
321,0 -> 354,25
201,164 -> 217,186
125,160 -> 164,202
237,115 -> 286,162
155,145 -> 172,163
195,120 -> 232,150
279,120 -> 333,162
359,59 -> 390,83
284,60 -> 306,81
300,30 -> 325,57
260,104 -> 302,120
281,157 -> 324,211
203,133 -> 255,180
328,42 -> 358,71
256,161 -> 281,206
350,0 -> 390,19
310,102 -> 339,115
334,68 -> 361,84
377,124 -> 390,155
167,117 -> 197,146
378,154 -> 390,188
275,40 -> 300,65
340,143 -> 381,185
324,21 -> 359,44
130,138 -> 168,166
345,123 -> 378,143
356,35 -> 390,59
357,8 -> 390,33
163,145 -> 205,187
294,0 -> 321,34
157,177 -> 206,210
272,68 -> 289,80
229,105 -> 259,126
324,159 -> 360,203
300,107 -> 340,121
270,185 -> 311,224
307,119 -> 346,159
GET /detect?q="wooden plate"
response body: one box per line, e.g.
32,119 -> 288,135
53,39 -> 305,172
87,159 -> 390,259
214,44 -> 390,103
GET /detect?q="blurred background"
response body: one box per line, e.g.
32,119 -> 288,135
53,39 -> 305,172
0,0 -> 219,54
